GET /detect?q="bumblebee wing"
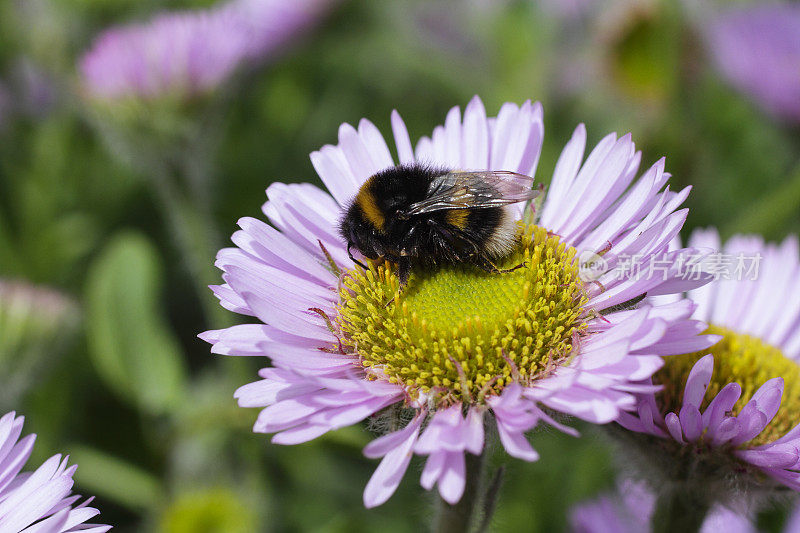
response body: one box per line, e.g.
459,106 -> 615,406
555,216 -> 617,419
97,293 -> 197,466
404,170 -> 542,216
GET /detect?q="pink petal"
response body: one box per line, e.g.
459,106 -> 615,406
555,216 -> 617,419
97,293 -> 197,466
363,414 -> 425,459
363,422 -> 420,508
683,355 -> 714,409
437,452 -> 466,504
664,412 -> 685,443
390,110 -> 415,165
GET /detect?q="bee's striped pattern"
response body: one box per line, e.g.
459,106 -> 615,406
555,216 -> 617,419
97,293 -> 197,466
354,176 -> 386,231
341,163 -> 538,286
445,209 -> 469,230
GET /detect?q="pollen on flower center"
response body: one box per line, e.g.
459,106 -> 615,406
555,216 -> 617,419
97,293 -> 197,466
657,325 -> 800,447
336,224 -> 589,405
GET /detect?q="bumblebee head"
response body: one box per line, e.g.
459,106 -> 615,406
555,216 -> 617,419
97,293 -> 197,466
340,202 -> 386,268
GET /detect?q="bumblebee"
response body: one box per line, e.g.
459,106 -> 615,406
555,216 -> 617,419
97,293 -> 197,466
339,163 -> 543,288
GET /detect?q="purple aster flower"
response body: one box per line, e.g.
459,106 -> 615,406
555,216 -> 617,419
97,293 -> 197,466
200,96 -> 715,511
0,411 -> 110,532
617,229 -> 800,515
80,8 -> 249,100
80,0 -> 332,100
228,0 -> 335,61
707,4 -> 800,122
570,479 -> 764,533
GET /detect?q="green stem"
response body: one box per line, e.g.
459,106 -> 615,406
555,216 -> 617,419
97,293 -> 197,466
475,465 -> 505,533
151,162 -> 230,329
433,453 -> 486,533
651,488 -> 710,533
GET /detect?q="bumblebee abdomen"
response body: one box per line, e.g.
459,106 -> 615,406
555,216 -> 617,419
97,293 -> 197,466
445,209 -> 470,230
429,205 -> 517,261
454,206 -> 517,258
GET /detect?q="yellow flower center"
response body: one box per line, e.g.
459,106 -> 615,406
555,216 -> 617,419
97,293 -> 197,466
336,224 -> 588,405
657,325 -> 800,447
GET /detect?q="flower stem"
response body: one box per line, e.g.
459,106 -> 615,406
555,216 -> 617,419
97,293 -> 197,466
151,164 -> 229,328
475,465 -> 505,533
651,488 -> 710,533
433,452 -> 488,533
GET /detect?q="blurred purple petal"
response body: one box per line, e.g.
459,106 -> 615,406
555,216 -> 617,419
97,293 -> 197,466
80,0 -> 335,100
707,4 -> 800,122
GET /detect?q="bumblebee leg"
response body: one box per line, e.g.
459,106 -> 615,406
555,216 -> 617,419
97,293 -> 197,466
471,254 -> 500,273
472,254 -> 525,274
347,242 -> 369,270
397,257 -> 412,289
384,257 -> 412,308
503,261 -> 527,273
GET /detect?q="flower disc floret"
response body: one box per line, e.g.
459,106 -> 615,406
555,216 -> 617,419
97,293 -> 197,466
658,325 -> 800,447
338,225 -> 588,402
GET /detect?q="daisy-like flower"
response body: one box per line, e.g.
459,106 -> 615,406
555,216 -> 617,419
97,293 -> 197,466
569,479 -> 794,533
230,0 -> 335,61
706,4 -> 800,122
0,411 -> 110,532
79,0 -> 332,101
80,8 -> 250,101
616,228 -> 800,523
200,96 -> 715,513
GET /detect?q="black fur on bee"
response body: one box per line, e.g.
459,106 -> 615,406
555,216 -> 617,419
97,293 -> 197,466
339,163 -> 542,288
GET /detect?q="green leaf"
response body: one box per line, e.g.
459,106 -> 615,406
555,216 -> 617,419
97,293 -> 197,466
723,161 -> 800,240
85,231 -> 188,414
69,445 -> 163,510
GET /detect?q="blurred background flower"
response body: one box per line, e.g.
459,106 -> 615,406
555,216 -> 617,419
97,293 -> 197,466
80,9 -> 253,102
0,0 -> 799,530
0,281 -> 80,410
569,479 -> 781,533
80,0 -> 335,102
77,0 -> 338,328
706,3 -> 800,124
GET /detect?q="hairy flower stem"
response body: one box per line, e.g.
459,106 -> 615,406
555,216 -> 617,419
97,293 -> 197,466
651,488 -> 710,533
152,162 -> 230,329
433,452 -> 490,533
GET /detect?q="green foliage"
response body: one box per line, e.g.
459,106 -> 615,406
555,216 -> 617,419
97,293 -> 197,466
70,444 -> 164,510
85,231 -> 188,414
0,281 -> 79,409
493,427 -> 616,532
